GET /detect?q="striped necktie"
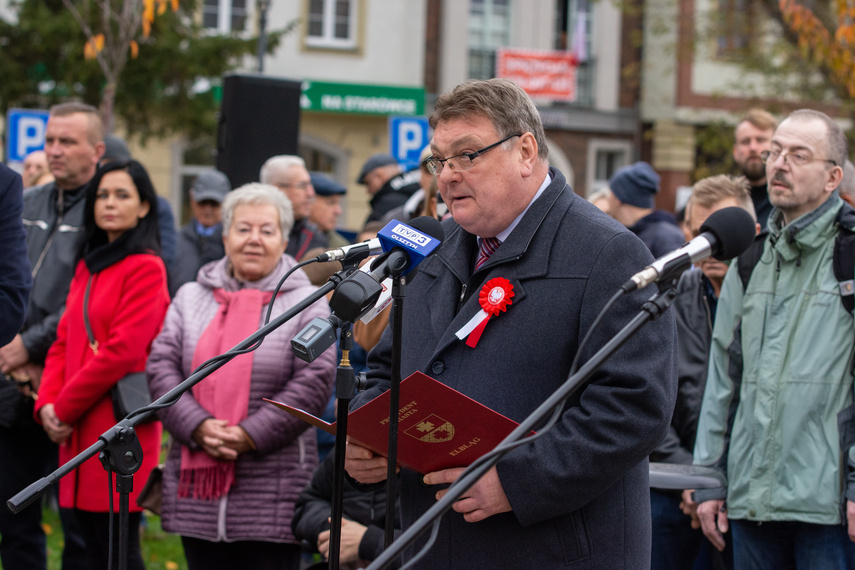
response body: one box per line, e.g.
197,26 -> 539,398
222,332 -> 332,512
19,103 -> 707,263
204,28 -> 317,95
475,237 -> 501,271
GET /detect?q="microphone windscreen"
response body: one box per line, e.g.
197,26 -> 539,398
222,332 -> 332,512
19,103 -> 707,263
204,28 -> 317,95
407,215 -> 445,242
700,207 -> 756,261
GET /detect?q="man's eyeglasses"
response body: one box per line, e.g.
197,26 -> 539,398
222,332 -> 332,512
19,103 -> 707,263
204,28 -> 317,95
274,181 -> 312,190
760,149 -> 837,168
424,133 -> 522,175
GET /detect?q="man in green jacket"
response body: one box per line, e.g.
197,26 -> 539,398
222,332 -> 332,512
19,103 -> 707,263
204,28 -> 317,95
693,108 -> 855,568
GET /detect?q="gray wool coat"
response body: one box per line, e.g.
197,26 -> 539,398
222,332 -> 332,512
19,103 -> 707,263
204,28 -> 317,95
147,255 -> 336,544
353,168 -> 678,569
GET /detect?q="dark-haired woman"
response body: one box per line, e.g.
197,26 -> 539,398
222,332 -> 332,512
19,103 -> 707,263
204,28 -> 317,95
35,159 -> 169,570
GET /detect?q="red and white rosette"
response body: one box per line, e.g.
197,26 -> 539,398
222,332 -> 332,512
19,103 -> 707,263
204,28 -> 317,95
455,277 -> 515,348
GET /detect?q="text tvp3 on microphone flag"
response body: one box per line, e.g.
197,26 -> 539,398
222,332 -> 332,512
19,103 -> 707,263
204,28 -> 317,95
376,219 -> 441,276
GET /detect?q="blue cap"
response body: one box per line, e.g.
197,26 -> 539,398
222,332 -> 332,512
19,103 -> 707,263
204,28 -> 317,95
192,170 -> 231,203
608,161 -> 660,209
310,172 -> 346,196
357,154 -> 398,184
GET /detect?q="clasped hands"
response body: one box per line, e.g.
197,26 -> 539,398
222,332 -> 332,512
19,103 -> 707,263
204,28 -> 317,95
38,403 -> 72,445
344,441 -> 511,523
192,418 -> 255,461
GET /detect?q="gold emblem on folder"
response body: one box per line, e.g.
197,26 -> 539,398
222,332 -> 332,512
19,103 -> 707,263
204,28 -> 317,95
405,414 -> 454,443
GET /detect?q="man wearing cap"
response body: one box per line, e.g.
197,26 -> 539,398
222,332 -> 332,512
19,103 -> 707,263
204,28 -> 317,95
260,155 -> 329,260
606,161 -> 685,258
169,169 -> 230,296
309,172 -> 349,250
357,153 -> 421,224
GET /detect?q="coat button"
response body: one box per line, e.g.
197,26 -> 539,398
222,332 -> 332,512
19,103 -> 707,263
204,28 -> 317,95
431,361 -> 445,375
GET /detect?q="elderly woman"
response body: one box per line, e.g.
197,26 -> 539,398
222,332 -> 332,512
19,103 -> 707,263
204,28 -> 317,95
147,183 -> 336,570
35,159 -> 169,570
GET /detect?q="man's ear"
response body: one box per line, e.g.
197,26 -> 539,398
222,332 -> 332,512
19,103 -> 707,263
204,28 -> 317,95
518,132 -> 539,176
826,164 -> 844,194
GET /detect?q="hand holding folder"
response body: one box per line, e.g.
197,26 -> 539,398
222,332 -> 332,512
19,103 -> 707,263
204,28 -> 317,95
265,371 -> 530,474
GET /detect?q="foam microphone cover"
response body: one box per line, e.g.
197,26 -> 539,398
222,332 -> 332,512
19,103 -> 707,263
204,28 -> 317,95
700,206 -> 756,261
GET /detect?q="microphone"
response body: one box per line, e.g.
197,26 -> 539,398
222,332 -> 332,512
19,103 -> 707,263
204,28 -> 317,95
369,216 -> 444,278
315,238 -> 383,263
291,217 -> 444,362
330,216 -> 443,322
622,206 -> 756,292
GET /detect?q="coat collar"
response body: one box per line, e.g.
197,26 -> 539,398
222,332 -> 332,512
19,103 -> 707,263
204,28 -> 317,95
415,167 -> 572,354
769,190 -> 842,260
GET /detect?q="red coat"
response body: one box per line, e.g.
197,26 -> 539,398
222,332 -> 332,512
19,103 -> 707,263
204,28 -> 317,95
36,253 -> 169,512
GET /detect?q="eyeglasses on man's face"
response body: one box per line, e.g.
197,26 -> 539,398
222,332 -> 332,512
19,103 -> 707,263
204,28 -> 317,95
760,149 -> 837,168
424,133 -> 522,175
274,181 -> 313,190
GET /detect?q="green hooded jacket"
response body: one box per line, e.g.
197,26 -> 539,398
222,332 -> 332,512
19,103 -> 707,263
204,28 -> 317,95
694,192 -> 855,524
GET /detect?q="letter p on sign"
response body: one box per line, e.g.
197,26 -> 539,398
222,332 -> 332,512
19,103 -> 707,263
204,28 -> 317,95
389,116 -> 430,172
6,108 -> 50,164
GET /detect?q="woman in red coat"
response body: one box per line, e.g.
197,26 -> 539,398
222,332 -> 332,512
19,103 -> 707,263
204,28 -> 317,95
35,159 -> 169,570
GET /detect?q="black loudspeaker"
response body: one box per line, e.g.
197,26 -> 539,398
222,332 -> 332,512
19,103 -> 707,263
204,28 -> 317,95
216,73 -> 301,188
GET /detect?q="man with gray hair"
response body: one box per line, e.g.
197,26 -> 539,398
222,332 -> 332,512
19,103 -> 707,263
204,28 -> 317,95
260,155 -> 328,260
839,160 -> 855,208
345,78 -> 677,569
694,109 -> 855,567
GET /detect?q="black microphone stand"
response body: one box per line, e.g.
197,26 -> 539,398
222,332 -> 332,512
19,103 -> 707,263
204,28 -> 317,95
328,320 -> 356,570
7,269 -> 352,570
384,274 -> 405,548
324,251 -> 410,566
365,284 -> 679,570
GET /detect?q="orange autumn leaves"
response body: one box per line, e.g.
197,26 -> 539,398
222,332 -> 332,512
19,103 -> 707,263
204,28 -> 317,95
779,0 -> 855,98
142,0 -> 179,37
83,0 -> 178,60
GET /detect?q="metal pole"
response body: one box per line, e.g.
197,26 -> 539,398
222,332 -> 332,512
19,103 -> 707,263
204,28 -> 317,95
257,0 -> 270,72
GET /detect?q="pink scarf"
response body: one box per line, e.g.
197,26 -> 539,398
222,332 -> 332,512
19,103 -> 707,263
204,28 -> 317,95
179,288 -> 273,500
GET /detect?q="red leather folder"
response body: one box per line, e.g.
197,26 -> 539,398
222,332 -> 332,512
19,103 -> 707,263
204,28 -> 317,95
264,371 -> 528,474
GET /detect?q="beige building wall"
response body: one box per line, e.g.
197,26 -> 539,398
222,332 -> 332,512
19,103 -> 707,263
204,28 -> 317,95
301,112 -> 399,233
120,131 -> 180,205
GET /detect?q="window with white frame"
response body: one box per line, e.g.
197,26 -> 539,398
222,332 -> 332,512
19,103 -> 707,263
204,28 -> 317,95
556,0 -> 594,106
468,0 -> 511,80
306,0 -> 357,49
203,0 -> 247,33
587,139 -> 632,196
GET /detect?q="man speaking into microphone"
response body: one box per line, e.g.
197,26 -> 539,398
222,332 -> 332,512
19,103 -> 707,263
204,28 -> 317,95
345,78 -> 679,569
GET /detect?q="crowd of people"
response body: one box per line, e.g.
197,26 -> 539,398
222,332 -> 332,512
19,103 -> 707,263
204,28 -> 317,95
0,79 -> 854,570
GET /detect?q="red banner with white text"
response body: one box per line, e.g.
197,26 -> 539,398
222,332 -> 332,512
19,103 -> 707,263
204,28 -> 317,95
497,48 -> 578,102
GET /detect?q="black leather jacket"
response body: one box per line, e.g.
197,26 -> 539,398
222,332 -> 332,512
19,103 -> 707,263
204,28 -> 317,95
20,182 -> 88,364
650,269 -> 715,465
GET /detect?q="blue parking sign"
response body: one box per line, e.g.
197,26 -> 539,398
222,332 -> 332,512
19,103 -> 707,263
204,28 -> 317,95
389,116 -> 430,171
6,108 -> 50,164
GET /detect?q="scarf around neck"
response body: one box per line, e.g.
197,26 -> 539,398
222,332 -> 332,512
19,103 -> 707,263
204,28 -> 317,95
178,287 -> 273,500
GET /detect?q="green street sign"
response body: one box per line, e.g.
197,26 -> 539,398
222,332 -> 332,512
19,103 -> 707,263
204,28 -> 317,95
301,81 -> 424,116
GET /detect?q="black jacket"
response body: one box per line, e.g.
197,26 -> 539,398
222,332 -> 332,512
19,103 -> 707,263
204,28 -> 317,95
354,168 -> 678,569
651,269 -> 715,465
628,209 -> 686,259
365,169 -> 421,224
169,221 -> 225,297
0,164 -> 31,346
21,181 -> 88,364
292,452 -> 401,566
286,218 -> 328,261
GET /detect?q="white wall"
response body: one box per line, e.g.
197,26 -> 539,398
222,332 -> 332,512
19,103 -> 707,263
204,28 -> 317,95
592,0 -> 623,112
263,0 -> 426,87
